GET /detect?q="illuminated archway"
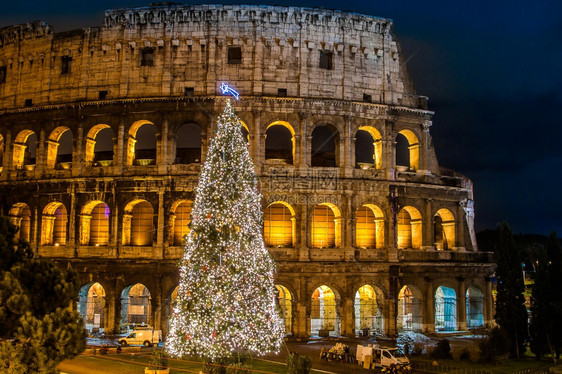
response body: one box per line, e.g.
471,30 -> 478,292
122,200 -> 154,246
170,200 -> 192,246
120,283 -> 152,332
356,126 -> 382,169
354,285 -> 383,336
396,129 -> 419,171
85,124 -> 114,166
240,121 -> 250,144
311,125 -> 338,167
275,285 -> 293,335
264,202 -> 295,247
78,282 -> 106,332
41,202 -> 67,245
311,203 -> 341,248
127,120 -> 157,166
12,130 -> 37,169
8,202 -> 31,243
397,285 -> 422,331
466,286 -> 484,329
80,201 -> 110,245
397,206 -> 422,249
356,204 -> 384,249
174,123 -> 201,164
310,285 -> 340,337
265,121 -> 295,165
46,126 -> 73,169
435,286 -> 457,331
434,208 -> 455,250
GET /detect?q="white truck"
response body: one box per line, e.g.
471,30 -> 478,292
118,329 -> 162,347
357,345 -> 411,373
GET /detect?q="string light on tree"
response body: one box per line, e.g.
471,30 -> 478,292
166,84 -> 284,362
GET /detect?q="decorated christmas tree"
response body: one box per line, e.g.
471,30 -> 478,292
166,95 -> 284,363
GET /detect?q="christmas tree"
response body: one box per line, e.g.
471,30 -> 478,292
166,97 -> 284,362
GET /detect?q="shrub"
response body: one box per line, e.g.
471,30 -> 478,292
431,339 -> 451,359
150,349 -> 168,370
287,352 -> 312,374
478,327 -> 510,365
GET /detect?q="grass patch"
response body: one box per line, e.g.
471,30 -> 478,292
412,356 -> 554,374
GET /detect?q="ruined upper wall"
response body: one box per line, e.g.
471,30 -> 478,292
0,4 -> 425,110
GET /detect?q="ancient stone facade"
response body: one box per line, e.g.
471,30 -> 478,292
0,4 -> 494,339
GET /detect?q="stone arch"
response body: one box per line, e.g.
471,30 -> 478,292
466,286 -> 484,329
80,201 -> 110,246
46,126 -> 73,169
310,285 -> 341,337
397,284 -> 423,332
12,129 -> 37,169
356,204 -> 385,249
311,203 -> 342,248
85,124 -> 114,166
174,123 -> 201,164
120,283 -> 152,332
275,284 -> 293,335
8,202 -> 31,243
354,284 -> 384,336
356,125 -> 382,169
127,120 -> 157,166
265,121 -> 295,165
435,285 -> 457,331
311,124 -> 339,167
41,201 -> 67,246
169,200 -> 192,246
434,208 -> 455,250
122,199 -> 154,246
167,285 -> 179,320
78,282 -> 106,333
396,129 -> 420,171
264,201 -> 295,248
397,206 -> 422,249
239,120 -> 250,143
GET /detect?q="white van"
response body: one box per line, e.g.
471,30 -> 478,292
118,329 -> 162,347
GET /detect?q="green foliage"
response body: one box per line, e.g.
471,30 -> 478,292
494,222 -> 529,359
478,326 -> 510,365
286,352 -> 312,374
150,349 -> 169,370
431,339 -> 451,359
0,217 -> 87,373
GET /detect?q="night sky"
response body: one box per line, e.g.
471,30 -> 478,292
1,1 -> 561,236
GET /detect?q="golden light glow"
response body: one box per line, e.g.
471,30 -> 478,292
46,126 -> 71,169
127,120 -> 154,166
41,201 -> 67,245
354,285 -> 380,331
264,202 -> 295,247
122,199 -> 153,246
311,203 -> 341,248
122,283 -> 152,327
266,121 -> 296,164
397,206 -> 422,249
397,129 -> 420,171
358,126 -> 383,169
275,285 -> 292,334
85,124 -> 112,165
311,285 -> 337,333
9,202 -> 31,243
434,208 -> 455,250
355,204 -> 384,249
12,129 -> 35,169
171,200 -> 192,246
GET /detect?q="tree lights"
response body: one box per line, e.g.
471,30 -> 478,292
166,98 -> 284,362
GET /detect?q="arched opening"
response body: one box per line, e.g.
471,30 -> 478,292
354,285 -> 383,336
8,203 -> 31,243
78,282 -> 106,333
310,285 -> 340,337
128,121 -> 157,166
275,285 -> 293,335
311,125 -> 338,167
170,200 -> 192,246
466,287 -> 484,329
174,123 -> 201,164
434,208 -> 456,250
311,203 -> 341,248
397,206 -> 422,249
41,202 -> 67,245
46,127 -> 73,170
240,122 -> 250,144
265,122 -> 294,165
122,200 -> 154,246
168,286 -> 179,319
356,126 -> 382,169
435,286 -> 457,331
397,285 -> 422,331
80,201 -> 110,246
264,202 -> 295,248
396,130 -> 419,171
13,130 -> 37,170
120,283 -> 152,332
85,125 -> 114,166
356,204 -> 384,249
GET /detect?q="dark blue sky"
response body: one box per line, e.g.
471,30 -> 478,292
1,1 -> 561,235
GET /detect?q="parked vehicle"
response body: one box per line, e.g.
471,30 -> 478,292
357,345 -> 411,373
119,329 -> 162,347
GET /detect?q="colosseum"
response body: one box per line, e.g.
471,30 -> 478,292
0,4 -> 494,340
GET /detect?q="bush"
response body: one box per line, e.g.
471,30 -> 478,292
150,349 -> 168,370
478,327 -> 510,365
431,339 -> 451,359
287,352 -> 312,374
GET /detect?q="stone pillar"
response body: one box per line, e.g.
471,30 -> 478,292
36,128 -> 46,176
292,134 -> 300,166
484,277 -> 494,326
113,277 -> 125,334
105,283 -> 117,334
115,117 -> 125,173
73,124 -> 83,177
422,279 -> 435,333
456,204 -> 465,250
422,120 -> 432,173
153,279 -> 163,332
68,185 -> 76,248
253,111 -> 262,170
342,294 -> 355,338
156,190 -> 165,252
157,116 -> 169,174
298,113 -> 310,169
341,116 -> 354,177
3,130 -> 11,173
299,203 -> 310,261
384,120 -> 395,179
457,278 -> 467,331
295,278 -> 309,340
423,199 -> 433,250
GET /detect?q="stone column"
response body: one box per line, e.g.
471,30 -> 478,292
295,278 -> 309,340
423,199 -> 433,250
152,279 -> 163,332
457,278 -> 467,331
422,278 -> 435,333
115,117 -> 125,173
421,120 -> 432,173
253,111 -> 262,171
456,204 -> 465,250
68,185 -> 76,248
105,284 -> 117,334
484,277 -> 494,326
157,116 -> 169,174
384,120 -> 395,179
36,128 -> 46,176
156,190 -> 165,255
72,124 -> 83,177
298,113 -> 310,169
3,130 -> 11,173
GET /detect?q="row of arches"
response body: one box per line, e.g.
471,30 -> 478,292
77,282 -> 484,336
0,120 -> 421,173
9,200 -> 457,250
